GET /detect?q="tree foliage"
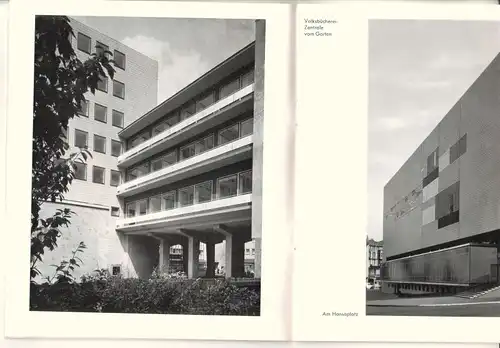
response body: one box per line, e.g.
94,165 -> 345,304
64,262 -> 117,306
31,16 -> 115,280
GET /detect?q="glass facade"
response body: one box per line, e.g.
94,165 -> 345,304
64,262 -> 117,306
381,244 -> 498,285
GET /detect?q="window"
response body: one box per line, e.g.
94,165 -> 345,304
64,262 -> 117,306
138,199 -> 147,215
162,191 -> 177,210
111,265 -> 121,276
436,181 -> 460,229
217,175 -> 237,198
180,102 -> 196,121
196,92 -> 214,112
426,148 -> 439,175
94,103 -> 107,123
180,143 -> 195,160
77,33 -> 91,54
111,140 -> 122,157
149,195 -> 162,213
151,151 -> 177,171
240,69 -> 254,88
74,129 -> 88,148
77,99 -> 89,117
110,206 -> 120,217
93,134 -> 106,154
240,118 -> 253,137
239,170 -> 252,194
195,135 -> 214,154
450,134 -> 467,163
112,110 -> 124,128
126,162 -> 149,181
97,75 -> 108,93
195,181 -> 212,203
96,41 -> 109,57
220,78 -> 240,99
113,80 -> 125,99
92,166 -> 105,184
179,186 -> 194,207
218,124 -> 239,145
114,50 -> 126,70
129,131 -> 150,149
74,162 -> 87,180
126,202 -> 136,217
110,170 -> 121,187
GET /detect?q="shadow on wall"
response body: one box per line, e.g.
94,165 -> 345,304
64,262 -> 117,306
128,235 -> 159,279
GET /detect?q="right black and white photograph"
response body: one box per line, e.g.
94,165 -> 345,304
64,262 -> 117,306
367,19 -> 500,317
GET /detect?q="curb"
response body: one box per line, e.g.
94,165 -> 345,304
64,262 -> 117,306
367,300 -> 500,308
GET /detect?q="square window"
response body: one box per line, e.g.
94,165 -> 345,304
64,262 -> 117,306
151,151 -> 177,171
96,41 -> 109,57
92,166 -> 105,184
110,170 -> 120,187
74,162 -> 87,180
113,80 -> 125,99
162,191 -> 176,210
126,202 -> 136,218
239,171 -> 252,194
112,110 -> 124,128
217,175 -> 237,198
196,92 -> 214,112
77,99 -> 89,117
138,200 -> 147,215
129,131 -> 150,149
240,119 -> 253,137
219,78 -> 239,99
180,143 -> 195,160
114,50 -> 126,70
112,265 -> 121,276
97,75 -> 108,93
179,186 -> 194,207
111,140 -> 122,157
74,129 -> 88,148
218,124 -> 239,145
110,206 -> 120,217
241,69 -> 254,88
195,181 -> 213,203
126,162 -> 149,182
180,102 -> 196,121
195,135 -> 214,155
93,134 -> 106,154
149,195 -> 162,213
77,33 -> 91,54
94,103 -> 107,123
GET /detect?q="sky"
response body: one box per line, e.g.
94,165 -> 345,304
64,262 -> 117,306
74,16 -> 255,103
368,20 -> 500,241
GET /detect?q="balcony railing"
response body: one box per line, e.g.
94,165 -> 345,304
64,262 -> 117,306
118,83 -> 254,166
117,193 -> 252,230
116,135 -> 253,196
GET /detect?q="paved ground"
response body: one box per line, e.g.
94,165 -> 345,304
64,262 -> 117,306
367,303 -> 500,316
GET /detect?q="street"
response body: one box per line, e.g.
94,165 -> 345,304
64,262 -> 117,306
367,303 -> 500,316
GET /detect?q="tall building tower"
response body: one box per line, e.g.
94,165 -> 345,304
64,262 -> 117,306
37,18 -> 159,279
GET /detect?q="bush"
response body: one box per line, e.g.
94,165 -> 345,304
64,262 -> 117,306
30,271 -> 260,316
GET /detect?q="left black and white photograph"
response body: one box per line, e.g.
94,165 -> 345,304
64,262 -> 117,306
30,15 -> 265,316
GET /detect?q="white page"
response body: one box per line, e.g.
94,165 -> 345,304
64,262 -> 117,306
4,0 -> 293,341
294,0 -> 500,343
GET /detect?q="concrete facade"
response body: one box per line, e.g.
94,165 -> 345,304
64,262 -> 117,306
381,52 -> 500,292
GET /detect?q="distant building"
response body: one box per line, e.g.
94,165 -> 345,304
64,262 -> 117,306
366,237 -> 383,282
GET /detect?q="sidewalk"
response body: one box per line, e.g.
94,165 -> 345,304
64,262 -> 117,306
367,295 -> 500,307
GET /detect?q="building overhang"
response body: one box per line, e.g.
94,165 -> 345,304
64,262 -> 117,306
118,42 -> 256,140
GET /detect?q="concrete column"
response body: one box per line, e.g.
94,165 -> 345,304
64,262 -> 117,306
206,242 -> 216,278
254,237 -> 262,279
231,237 -> 245,278
158,238 -> 170,274
181,242 -> 188,275
187,236 -> 199,279
225,234 -> 232,279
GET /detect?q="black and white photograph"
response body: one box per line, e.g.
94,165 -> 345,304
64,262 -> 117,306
367,19 -> 500,317
30,15 -> 265,316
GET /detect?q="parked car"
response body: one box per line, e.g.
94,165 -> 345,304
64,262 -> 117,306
366,283 -> 374,290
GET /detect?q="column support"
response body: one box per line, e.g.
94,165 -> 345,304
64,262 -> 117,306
206,241 -> 216,278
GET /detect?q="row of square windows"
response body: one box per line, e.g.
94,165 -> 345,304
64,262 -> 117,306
77,100 -> 124,128
73,163 -> 121,187
76,32 -> 126,70
73,129 -> 122,157
127,68 -> 254,150
125,170 -> 252,218
126,118 -> 253,182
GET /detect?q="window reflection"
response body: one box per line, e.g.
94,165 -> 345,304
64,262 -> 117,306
217,175 -> 238,198
218,124 -> 239,145
179,186 -> 194,207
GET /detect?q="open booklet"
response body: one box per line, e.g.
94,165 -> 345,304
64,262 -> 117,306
4,0 -> 500,344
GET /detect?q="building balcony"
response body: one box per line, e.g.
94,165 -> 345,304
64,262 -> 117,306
116,193 -> 252,234
117,83 -> 254,169
116,135 -> 253,197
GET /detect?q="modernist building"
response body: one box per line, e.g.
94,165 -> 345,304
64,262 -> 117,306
366,238 -> 383,283
381,52 -> 500,294
115,19 -> 266,279
38,18 -> 265,281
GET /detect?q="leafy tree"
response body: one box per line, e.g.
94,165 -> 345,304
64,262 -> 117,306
31,16 -> 115,281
